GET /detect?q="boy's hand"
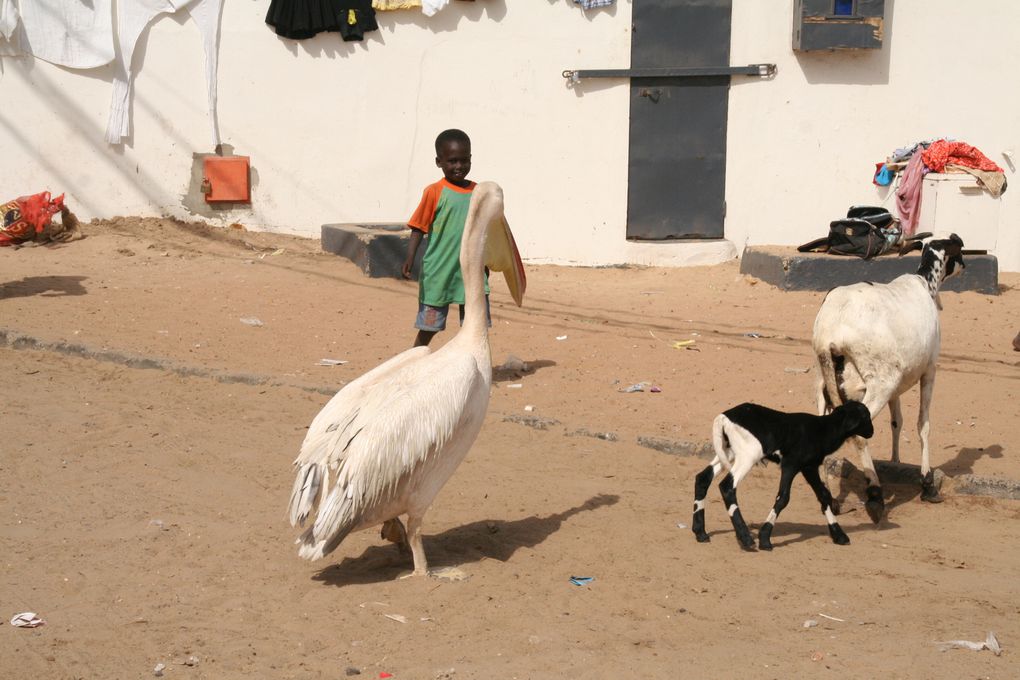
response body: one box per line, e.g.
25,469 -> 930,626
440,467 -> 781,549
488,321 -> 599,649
403,227 -> 424,280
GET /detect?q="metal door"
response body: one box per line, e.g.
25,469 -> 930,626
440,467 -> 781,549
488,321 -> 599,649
627,0 -> 733,240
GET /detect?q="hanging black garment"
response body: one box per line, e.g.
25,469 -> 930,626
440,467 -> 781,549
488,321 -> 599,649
266,0 -> 378,41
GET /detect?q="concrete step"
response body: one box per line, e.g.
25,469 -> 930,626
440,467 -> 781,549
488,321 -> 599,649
321,223 -> 423,279
739,246 -> 998,294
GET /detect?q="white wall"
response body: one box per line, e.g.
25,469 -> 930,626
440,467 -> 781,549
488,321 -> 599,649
1,1 -> 1017,270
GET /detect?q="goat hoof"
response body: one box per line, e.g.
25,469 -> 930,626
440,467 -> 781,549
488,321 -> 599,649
694,532 -> 711,543
921,471 -> 944,503
758,541 -> 773,552
830,528 -> 851,545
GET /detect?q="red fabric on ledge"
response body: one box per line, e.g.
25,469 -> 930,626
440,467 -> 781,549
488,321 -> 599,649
921,140 -> 1003,173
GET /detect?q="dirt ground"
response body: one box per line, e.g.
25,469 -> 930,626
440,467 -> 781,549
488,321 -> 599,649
2,217 -> 1019,680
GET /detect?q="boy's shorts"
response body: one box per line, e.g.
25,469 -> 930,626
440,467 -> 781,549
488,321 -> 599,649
415,296 -> 491,332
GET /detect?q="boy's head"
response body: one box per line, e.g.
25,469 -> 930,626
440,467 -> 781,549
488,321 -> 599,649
434,129 -> 471,187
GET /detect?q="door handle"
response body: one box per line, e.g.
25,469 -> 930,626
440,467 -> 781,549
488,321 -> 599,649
639,88 -> 661,103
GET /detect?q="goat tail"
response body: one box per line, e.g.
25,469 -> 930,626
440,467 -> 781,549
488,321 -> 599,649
711,414 -> 735,476
816,344 -> 844,413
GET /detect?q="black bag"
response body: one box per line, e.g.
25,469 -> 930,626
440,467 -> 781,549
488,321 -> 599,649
798,206 -> 926,260
825,218 -> 893,259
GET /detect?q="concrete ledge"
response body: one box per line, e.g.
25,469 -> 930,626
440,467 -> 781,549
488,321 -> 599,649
321,223 -> 422,279
739,246 -> 999,294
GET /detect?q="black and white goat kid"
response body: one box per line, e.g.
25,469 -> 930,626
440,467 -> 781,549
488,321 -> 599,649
692,401 -> 874,551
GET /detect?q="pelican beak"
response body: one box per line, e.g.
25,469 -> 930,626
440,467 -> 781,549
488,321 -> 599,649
484,214 -> 526,306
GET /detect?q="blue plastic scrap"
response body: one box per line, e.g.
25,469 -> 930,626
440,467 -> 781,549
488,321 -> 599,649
569,576 -> 594,586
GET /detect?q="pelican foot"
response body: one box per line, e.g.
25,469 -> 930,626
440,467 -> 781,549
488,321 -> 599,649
429,567 -> 471,582
381,519 -> 411,555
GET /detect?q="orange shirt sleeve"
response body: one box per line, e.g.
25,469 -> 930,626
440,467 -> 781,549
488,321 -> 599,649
408,183 -> 440,233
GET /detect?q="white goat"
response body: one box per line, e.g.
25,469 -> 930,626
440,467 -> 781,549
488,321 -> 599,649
811,234 -> 965,522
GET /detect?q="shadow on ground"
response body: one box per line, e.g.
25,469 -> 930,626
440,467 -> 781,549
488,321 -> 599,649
0,275 -> 88,299
312,493 -> 619,587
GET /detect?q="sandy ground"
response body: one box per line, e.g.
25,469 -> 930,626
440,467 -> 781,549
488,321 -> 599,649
2,218 -> 1019,679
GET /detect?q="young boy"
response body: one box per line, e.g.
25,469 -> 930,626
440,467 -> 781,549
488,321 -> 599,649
402,129 -> 489,347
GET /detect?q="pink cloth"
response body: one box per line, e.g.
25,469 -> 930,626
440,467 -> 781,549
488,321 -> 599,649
895,152 -> 925,236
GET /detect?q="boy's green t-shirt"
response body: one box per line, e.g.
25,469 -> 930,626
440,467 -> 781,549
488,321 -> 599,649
408,179 -> 489,306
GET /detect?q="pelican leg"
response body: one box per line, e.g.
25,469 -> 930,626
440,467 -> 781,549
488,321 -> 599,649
405,513 -> 429,577
380,518 -> 411,555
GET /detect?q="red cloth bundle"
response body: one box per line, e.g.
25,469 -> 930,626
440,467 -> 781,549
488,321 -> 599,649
921,140 -> 1003,173
0,192 -> 66,246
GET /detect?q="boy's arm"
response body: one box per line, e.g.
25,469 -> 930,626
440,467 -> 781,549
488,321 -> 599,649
402,227 -> 425,279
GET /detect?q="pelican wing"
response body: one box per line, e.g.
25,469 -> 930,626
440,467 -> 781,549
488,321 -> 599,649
290,350 -> 486,560
289,346 -> 430,525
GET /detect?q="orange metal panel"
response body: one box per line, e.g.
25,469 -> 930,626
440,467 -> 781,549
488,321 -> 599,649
203,156 -> 250,202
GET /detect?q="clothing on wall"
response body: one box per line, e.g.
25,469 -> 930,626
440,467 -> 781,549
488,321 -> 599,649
372,0 -> 421,9
265,0 -> 378,41
0,0 -> 19,56
6,0 -> 115,68
573,0 -> 616,9
106,0 -> 223,145
421,0 -> 449,16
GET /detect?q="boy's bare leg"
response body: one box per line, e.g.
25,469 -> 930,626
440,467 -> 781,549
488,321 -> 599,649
414,330 -> 437,347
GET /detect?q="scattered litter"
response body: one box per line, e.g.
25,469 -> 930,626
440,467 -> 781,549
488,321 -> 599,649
507,383 -> 523,389
153,663 -> 166,677
10,612 -> 44,628
556,335 -> 568,341
524,405 -> 535,412
784,367 -> 811,374
258,248 -> 286,260
149,519 -> 168,531
384,614 -> 408,624
649,386 -> 662,393
676,522 -> 688,529
569,576 -> 594,586
671,340 -> 696,349
936,631 -> 1002,655
317,358 -> 348,366
804,620 -> 819,628
358,601 -> 389,609
379,673 -> 394,678
345,667 -> 362,676
182,655 -> 199,667
745,332 -> 763,339
239,317 -> 264,327
810,651 -> 825,662
619,382 -> 650,393
818,613 -> 845,622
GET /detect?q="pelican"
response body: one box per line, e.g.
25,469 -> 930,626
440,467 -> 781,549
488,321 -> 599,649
288,182 -> 526,577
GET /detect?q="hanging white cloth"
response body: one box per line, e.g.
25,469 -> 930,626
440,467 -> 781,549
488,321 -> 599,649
421,0 -> 450,17
15,0 -> 115,68
0,0 -> 21,57
105,0 -> 223,146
